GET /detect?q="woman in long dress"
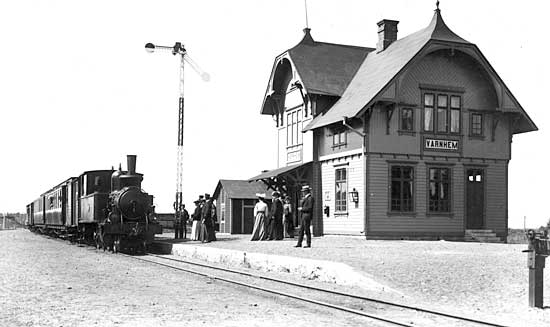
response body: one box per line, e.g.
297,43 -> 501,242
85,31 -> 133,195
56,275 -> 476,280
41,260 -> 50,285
250,194 -> 269,241
191,199 -> 202,241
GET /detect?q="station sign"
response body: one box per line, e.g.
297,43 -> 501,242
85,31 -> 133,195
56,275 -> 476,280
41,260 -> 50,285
287,149 -> 302,163
424,138 -> 459,151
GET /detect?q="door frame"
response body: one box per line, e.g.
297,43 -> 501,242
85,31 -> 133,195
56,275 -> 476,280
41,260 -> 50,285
464,166 -> 487,230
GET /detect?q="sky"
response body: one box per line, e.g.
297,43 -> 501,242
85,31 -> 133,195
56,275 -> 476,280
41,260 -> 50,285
0,0 -> 548,229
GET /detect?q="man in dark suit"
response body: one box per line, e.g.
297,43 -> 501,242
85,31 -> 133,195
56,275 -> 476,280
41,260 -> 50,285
295,185 -> 314,248
268,191 -> 284,240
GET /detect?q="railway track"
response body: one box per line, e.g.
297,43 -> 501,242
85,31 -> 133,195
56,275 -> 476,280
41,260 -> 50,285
120,252 -> 509,327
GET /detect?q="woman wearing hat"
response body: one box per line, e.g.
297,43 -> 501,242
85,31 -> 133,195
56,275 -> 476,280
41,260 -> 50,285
190,197 -> 203,241
251,193 -> 269,241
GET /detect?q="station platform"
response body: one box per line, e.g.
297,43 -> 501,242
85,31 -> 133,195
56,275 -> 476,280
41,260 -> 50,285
152,231 -> 541,325
153,232 -> 387,292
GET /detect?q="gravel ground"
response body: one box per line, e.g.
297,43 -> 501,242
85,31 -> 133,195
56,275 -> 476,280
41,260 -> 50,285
166,232 -> 550,327
0,230 -> 389,327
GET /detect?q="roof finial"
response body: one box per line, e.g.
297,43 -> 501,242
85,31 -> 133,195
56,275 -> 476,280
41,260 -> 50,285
436,0 -> 440,11
304,0 -> 309,29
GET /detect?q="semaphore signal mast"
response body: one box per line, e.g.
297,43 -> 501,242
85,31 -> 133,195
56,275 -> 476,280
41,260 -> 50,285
145,42 -> 209,223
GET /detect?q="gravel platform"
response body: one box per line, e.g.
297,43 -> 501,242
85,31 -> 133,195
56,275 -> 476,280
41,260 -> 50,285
0,230 -> 388,327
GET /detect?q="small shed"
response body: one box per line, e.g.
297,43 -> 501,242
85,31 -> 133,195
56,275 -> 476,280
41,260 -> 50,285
212,180 -> 272,234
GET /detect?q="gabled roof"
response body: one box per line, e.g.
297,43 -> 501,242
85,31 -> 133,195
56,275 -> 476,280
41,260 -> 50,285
260,29 -> 372,115
212,180 -> 271,200
304,9 -> 537,134
288,29 -> 373,97
305,8 -> 471,131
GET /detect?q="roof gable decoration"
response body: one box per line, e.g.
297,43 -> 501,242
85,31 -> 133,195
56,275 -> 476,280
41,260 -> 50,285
261,28 -> 372,116
304,7 -> 537,134
260,53 -> 307,117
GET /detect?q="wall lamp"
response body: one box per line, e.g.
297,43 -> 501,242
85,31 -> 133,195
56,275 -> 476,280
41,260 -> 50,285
350,188 -> 359,203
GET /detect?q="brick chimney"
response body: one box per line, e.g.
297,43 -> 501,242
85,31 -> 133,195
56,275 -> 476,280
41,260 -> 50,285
376,19 -> 399,52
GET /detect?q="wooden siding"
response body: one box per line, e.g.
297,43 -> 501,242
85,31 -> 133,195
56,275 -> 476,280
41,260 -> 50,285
318,121 -> 363,158
321,154 -> 364,235
365,155 -> 508,238
368,155 -> 466,236
482,161 -> 508,236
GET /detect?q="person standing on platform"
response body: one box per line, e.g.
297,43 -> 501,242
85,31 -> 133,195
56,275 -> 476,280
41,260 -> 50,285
200,193 -> 216,243
269,191 -> 284,240
283,196 -> 294,238
295,185 -> 314,248
251,193 -> 269,241
181,204 -> 189,239
191,196 -> 203,241
173,211 -> 182,240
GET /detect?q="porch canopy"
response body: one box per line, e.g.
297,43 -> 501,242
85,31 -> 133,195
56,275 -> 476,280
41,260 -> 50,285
248,161 -> 312,195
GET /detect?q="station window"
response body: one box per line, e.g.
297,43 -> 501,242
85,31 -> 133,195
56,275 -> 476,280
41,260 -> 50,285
470,113 -> 483,136
335,168 -> 347,213
428,168 -> 451,213
424,92 -> 461,134
390,166 -> 414,212
332,129 -> 347,148
287,109 -> 303,147
400,108 -> 414,131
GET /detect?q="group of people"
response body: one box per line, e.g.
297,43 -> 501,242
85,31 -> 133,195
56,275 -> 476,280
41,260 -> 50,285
251,185 -> 314,248
174,193 -> 217,243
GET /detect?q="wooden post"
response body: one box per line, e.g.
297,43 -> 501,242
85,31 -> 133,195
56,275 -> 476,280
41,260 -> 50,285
528,254 -> 545,308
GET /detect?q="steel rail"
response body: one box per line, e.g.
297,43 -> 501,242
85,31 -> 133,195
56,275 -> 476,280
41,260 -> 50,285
122,253 -> 415,327
146,253 -> 509,327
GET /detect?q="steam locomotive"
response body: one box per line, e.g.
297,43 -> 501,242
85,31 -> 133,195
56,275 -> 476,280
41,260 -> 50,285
26,155 -> 162,253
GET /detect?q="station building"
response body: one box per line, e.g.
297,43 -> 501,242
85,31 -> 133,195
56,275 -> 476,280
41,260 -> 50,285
250,7 -> 537,241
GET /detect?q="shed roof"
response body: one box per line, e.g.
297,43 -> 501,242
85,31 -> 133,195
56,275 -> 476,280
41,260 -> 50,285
212,180 -> 271,200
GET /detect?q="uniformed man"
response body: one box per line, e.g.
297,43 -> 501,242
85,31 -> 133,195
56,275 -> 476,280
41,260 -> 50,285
181,204 -> 189,239
173,202 -> 183,239
200,193 -> 216,243
295,185 -> 314,248
269,191 -> 284,240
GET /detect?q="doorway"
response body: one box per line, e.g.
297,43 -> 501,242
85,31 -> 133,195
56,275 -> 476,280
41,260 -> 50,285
466,169 -> 484,229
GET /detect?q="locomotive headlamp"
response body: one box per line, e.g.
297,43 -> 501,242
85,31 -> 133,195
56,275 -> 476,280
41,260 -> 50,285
350,188 -> 359,203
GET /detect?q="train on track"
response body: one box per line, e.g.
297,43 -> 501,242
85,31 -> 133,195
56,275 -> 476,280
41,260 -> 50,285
26,155 -> 162,253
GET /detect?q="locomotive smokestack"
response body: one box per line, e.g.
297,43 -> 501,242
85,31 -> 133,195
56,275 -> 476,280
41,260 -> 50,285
127,155 -> 137,175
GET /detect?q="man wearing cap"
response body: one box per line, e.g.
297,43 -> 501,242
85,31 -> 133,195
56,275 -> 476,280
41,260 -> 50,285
295,185 -> 314,248
268,191 -> 284,240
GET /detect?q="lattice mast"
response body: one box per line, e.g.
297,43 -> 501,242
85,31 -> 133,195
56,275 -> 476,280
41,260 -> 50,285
145,42 -> 209,221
